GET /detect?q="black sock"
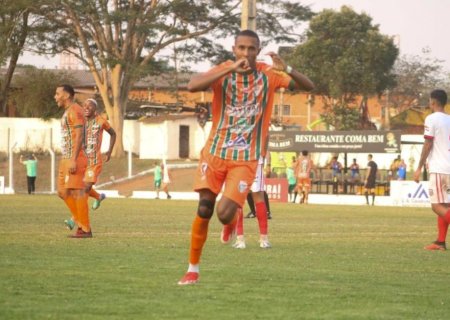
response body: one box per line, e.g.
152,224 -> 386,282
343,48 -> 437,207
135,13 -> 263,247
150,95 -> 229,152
247,192 -> 255,213
264,191 -> 271,214
293,192 -> 297,202
364,192 -> 369,204
371,192 -> 375,204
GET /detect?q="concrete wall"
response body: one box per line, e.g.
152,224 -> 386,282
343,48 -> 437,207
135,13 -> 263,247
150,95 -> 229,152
138,118 -> 211,160
0,118 -> 140,154
0,117 -> 210,160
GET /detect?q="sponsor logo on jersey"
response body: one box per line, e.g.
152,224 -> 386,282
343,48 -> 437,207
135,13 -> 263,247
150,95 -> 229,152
238,180 -> 248,193
225,136 -> 249,150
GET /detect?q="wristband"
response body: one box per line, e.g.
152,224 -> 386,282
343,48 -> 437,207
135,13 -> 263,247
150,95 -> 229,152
285,65 -> 293,74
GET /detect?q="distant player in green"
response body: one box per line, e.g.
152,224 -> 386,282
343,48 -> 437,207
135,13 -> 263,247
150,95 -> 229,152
286,164 -> 296,202
19,153 -> 38,194
154,162 -> 162,199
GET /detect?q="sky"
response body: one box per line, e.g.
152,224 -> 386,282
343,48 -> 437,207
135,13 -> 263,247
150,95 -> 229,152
17,0 -> 450,72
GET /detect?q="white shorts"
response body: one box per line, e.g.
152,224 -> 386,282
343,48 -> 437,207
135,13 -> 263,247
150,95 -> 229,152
251,156 -> 265,193
428,173 -> 450,204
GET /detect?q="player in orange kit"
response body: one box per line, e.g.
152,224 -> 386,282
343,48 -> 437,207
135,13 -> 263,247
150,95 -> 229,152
54,84 -> 91,238
64,98 -> 116,230
177,29 -> 314,285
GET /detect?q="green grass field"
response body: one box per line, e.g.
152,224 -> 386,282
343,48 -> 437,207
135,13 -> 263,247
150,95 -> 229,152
1,195 -> 449,319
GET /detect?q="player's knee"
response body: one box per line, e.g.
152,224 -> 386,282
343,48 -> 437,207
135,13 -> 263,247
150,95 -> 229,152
197,199 -> 214,219
217,206 -> 236,225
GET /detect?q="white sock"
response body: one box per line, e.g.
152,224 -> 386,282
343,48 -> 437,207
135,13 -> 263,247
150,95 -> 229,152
187,264 -> 199,273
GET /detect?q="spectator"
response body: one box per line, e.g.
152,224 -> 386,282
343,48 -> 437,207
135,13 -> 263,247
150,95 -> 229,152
154,162 -> 162,199
19,153 -> 38,194
329,156 -> 343,194
397,159 -> 407,180
349,158 -> 360,193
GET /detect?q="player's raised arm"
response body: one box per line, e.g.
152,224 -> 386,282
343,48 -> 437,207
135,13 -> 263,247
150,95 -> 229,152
187,58 -> 251,92
266,52 -> 314,91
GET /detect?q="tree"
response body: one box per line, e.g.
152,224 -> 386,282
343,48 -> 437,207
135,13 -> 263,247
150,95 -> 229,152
11,67 -> 74,118
287,6 -> 398,130
389,51 -> 448,113
0,0 -> 31,115
35,0 -> 314,157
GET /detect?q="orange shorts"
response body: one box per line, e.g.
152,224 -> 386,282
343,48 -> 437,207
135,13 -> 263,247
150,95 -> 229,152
193,148 -> 258,207
58,157 -> 87,190
297,178 -> 311,189
84,163 -> 103,184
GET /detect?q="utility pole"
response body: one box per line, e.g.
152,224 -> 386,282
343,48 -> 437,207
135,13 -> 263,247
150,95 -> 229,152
241,0 -> 257,31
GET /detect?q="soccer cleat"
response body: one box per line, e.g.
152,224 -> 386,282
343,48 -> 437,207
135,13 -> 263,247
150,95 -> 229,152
178,272 -> 199,285
167,194 -> 172,199
68,228 -> 93,238
259,238 -> 272,249
220,223 -> 236,244
232,237 -> 246,249
64,218 -> 75,230
424,241 -> 446,251
92,193 -> 106,210
267,212 -> 272,220
245,212 -> 256,219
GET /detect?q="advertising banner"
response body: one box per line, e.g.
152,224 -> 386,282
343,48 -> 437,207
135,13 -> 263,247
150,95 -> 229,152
265,178 -> 288,203
269,130 -> 401,153
390,180 -> 431,207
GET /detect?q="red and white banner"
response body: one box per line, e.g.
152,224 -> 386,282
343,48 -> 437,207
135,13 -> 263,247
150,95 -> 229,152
265,178 -> 288,203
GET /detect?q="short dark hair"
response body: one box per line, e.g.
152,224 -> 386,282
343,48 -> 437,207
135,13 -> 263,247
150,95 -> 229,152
235,29 -> 260,45
430,89 -> 447,107
59,84 -> 75,98
368,154 -> 373,159
301,150 -> 308,156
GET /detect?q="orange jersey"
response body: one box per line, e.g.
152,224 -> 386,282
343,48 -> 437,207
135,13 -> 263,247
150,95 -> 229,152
204,61 -> 292,161
296,156 -> 313,179
84,114 -> 111,166
60,103 -> 86,159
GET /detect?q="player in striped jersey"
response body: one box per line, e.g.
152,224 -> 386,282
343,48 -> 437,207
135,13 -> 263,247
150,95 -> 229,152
64,98 -> 116,230
414,89 -> 450,251
178,29 -> 314,285
54,85 -> 91,238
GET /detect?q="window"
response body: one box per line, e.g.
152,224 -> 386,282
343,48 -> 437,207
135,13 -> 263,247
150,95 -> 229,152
273,104 -> 291,116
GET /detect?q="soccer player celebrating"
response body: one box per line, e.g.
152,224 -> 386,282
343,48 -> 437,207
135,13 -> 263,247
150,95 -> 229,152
414,89 -> 450,251
54,85 -> 91,238
64,98 -> 116,230
178,29 -> 314,285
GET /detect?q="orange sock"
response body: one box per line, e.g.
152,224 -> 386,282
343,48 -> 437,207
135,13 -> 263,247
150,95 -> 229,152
189,215 -> 210,265
89,188 -> 100,200
76,193 -> 90,232
64,196 -> 78,222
